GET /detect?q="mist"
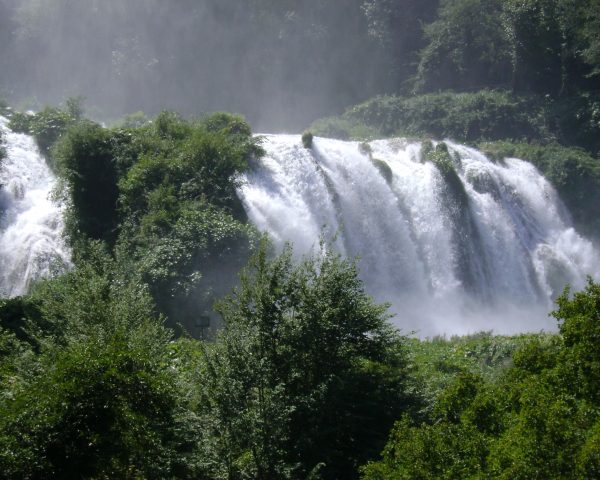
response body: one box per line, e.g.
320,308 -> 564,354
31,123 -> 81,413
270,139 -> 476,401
0,0 -> 396,131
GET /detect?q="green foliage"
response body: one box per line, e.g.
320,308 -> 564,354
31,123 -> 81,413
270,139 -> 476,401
202,111 -> 252,137
312,91 -> 550,143
548,92 -> 600,155
357,140 -> 393,184
416,0 -> 512,92
65,95 -> 85,119
109,112 -> 261,332
131,201 -> 258,335
554,280 -> 600,402
8,106 -> 78,155
196,240 -> 415,479
423,141 -> 467,205
361,415 -> 488,480
53,121 -> 119,245
362,0 -> 438,90
118,111 -> 257,220
580,0 -> 600,77
433,371 -> 483,423
413,0 -> 600,97
0,247 -> 185,479
113,110 -> 149,128
371,158 -> 393,184
0,296 -> 43,348
406,332 -> 532,416
365,280 -> 600,479
44,110 -> 261,333
311,87 -> 600,161
501,0 -> 590,96
309,115 -> 380,141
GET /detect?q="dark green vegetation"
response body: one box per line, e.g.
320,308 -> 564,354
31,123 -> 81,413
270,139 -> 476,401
362,281 -> 600,479
1,0 -> 600,477
3,230 -> 600,478
311,91 -> 551,143
1,0 -> 598,130
7,106 -> 260,336
2,107 -> 600,479
0,102 -> 599,477
0,236 -> 418,479
0,105 -> 411,477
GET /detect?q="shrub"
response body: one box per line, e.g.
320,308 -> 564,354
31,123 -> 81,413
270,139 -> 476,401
309,115 -> 379,140
9,106 -> 78,156
301,130 -> 313,148
52,122 -> 119,245
197,241 -> 415,479
423,141 -> 467,205
0,249 -> 185,479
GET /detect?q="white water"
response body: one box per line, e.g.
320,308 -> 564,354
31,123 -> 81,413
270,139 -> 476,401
239,135 -> 600,336
0,117 -> 70,297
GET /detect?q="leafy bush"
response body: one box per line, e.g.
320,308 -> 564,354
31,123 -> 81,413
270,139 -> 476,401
361,416 -> 488,480
548,92 -> 600,156
196,241 -> 416,479
53,122 -> 119,245
309,115 -> 380,140
9,106 -> 78,156
422,141 -> 467,205
311,91 -> 550,143
363,280 -> 600,479
555,280 -> 600,402
0,248 -> 185,479
45,110 -> 261,332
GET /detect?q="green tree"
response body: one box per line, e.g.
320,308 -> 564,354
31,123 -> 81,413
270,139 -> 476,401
0,247 -> 185,479
555,279 -> 600,402
416,0 -> 512,92
196,241 -> 414,479
362,0 -> 439,91
52,121 -> 119,245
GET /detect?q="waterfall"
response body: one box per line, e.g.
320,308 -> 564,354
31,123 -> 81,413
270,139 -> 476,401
0,117 -> 70,297
238,135 -> 600,336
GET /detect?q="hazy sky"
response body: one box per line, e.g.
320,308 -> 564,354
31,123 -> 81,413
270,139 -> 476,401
0,0 -> 385,131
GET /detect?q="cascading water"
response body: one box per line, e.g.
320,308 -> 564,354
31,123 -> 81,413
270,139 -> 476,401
239,135 -> 600,336
0,117 -> 70,297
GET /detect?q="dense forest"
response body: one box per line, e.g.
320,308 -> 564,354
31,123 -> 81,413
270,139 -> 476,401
1,0 -> 600,478
0,0 -> 599,131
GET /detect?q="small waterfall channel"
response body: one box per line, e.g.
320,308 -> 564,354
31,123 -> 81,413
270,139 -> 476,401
0,117 -> 70,297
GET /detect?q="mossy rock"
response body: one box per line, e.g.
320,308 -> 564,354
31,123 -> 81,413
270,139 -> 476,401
420,140 -> 434,163
371,158 -> 393,185
424,142 -> 468,205
302,131 -> 314,148
358,141 -> 372,156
